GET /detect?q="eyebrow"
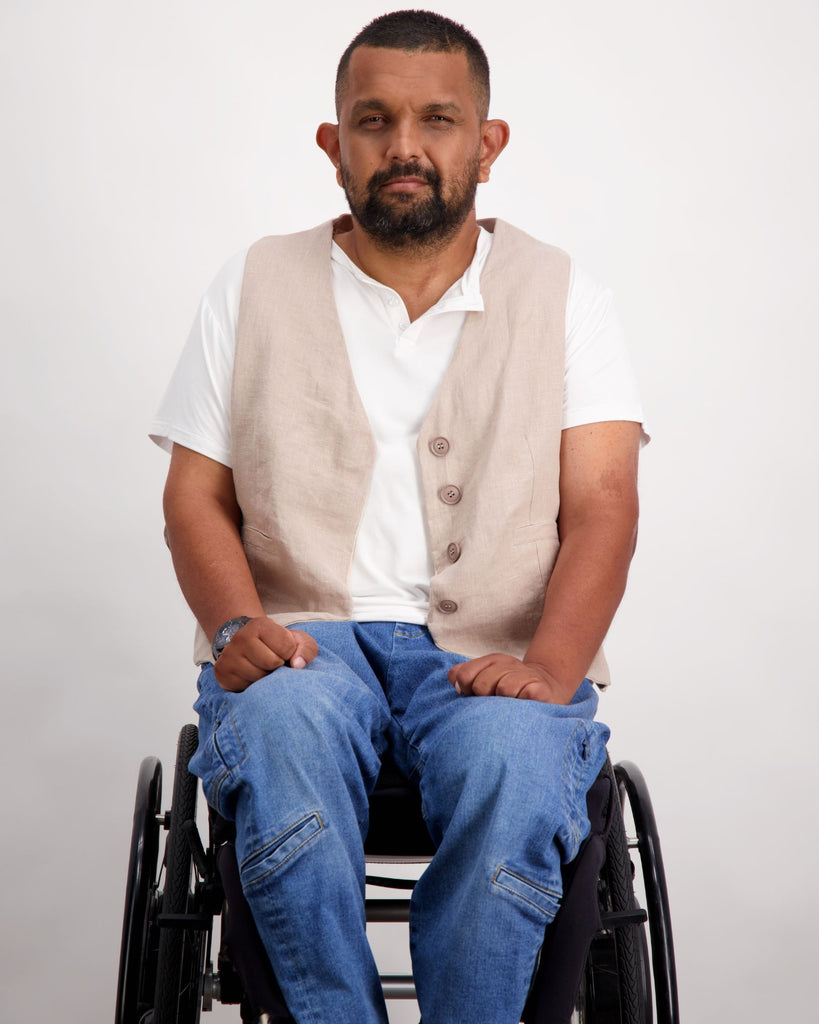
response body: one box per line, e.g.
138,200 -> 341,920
349,98 -> 464,118
420,101 -> 463,116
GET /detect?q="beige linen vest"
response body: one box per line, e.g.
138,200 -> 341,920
193,217 -> 610,687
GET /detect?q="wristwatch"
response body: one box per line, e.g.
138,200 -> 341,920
211,616 -> 252,661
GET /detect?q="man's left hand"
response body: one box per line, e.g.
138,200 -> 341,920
448,654 -> 577,706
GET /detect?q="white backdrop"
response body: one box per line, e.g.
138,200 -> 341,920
2,1 -> 817,1021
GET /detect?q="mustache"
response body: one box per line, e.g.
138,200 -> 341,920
368,162 -> 441,190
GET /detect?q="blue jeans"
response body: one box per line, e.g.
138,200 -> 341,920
189,622 -> 609,1024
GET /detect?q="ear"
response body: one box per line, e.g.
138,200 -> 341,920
477,119 -> 510,184
316,122 -> 343,187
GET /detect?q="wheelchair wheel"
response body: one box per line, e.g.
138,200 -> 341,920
153,724 -> 207,1024
614,763 -> 679,1024
116,756 -> 163,1024
578,764 -> 652,1024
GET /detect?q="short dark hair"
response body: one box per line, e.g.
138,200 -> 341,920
335,10 -> 490,119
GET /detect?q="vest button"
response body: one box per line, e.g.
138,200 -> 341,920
439,484 -> 462,505
438,599 -> 458,614
447,542 -> 461,562
429,436 -> 450,457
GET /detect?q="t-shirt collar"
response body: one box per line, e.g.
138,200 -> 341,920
331,225 -> 492,316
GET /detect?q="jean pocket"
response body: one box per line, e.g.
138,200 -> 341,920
240,812 -> 325,890
492,866 -> 561,921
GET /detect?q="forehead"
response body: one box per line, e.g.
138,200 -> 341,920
341,46 -> 478,115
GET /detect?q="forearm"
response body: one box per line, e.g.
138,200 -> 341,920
524,511 -> 638,700
161,445 -> 317,690
165,509 -> 264,643
162,452 -> 264,642
448,421 -> 641,705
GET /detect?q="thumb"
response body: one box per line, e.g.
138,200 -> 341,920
289,629 -> 318,670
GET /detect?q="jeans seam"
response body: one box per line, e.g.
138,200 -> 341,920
209,767 -> 231,813
385,626 -> 426,780
562,722 -> 590,848
213,705 -> 248,771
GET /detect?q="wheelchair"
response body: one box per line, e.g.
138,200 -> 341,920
116,722 -> 679,1024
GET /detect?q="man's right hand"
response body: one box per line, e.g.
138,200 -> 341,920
214,617 -> 318,692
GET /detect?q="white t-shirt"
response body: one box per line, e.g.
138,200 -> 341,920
151,228 -> 647,624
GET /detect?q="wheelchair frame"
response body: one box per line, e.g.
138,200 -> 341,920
116,723 -> 679,1024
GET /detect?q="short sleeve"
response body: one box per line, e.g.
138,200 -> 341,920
149,248 -> 247,466
563,262 -> 649,443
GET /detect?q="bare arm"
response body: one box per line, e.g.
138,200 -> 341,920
448,420 -> 641,705
163,443 -> 317,691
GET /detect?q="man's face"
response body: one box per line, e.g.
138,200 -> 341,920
334,47 -> 485,251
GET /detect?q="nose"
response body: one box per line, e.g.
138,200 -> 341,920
384,118 -> 421,164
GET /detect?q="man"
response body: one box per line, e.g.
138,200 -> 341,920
151,10 -> 645,1024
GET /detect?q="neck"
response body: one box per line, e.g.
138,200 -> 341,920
333,213 -> 481,322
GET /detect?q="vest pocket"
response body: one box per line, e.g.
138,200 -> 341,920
508,522 -> 557,583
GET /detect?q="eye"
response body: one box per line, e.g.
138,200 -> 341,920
425,114 -> 454,127
358,115 -> 386,128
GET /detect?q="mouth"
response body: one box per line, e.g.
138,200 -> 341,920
380,177 -> 431,193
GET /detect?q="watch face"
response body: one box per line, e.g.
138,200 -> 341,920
212,616 -> 251,658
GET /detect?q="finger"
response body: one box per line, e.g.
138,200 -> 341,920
289,629 -> 319,669
448,655 -> 498,689
214,656 -> 258,692
254,620 -> 303,664
516,678 -> 574,705
246,637 -> 289,673
468,664 -> 513,696
457,664 -> 494,696
495,667 -> 549,699
457,656 -> 523,696
219,642 -> 285,685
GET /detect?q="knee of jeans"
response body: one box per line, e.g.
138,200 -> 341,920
438,699 -> 569,778
423,701 -> 609,849
225,670 -> 348,747
192,674 -> 316,813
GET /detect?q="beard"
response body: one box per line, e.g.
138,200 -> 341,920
340,155 -> 480,252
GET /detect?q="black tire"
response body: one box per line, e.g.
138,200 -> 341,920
579,764 -> 652,1024
153,725 -> 205,1024
116,756 -> 163,1024
607,777 -> 652,1024
614,763 -> 679,1024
